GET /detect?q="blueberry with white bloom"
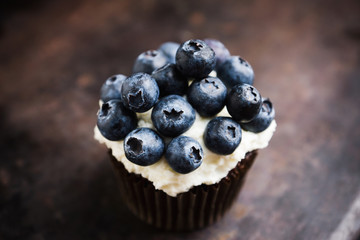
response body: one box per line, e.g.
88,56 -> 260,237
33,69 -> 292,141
204,117 -> 242,155
165,136 -> 203,174
133,50 -> 168,74
151,95 -> 195,137
226,83 -> 262,123
187,77 -> 227,117
176,39 -> 216,79
158,41 -> 180,64
100,74 -> 127,102
124,128 -> 165,166
218,56 -> 254,87
121,73 -> 160,113
97,100 -> 137,141
241,98 -> 275,133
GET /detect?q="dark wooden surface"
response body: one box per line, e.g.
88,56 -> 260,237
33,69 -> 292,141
1,0 -> 360,239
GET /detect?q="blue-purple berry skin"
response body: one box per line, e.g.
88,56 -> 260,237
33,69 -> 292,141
176,39 -> 216,79
241,98 -> 275,133
204,117 -> 242,155
121,73 -> 159,113
226,83 -> 262,123
151,95 -> 196,137
165,136 -> 203,174
124,128 -> 165,166
100,74 -> 127,102
158,42 -> 180,64
97,100 -> 137,141
151,63 -> 188,97
133,50 -> 168,74
203,38 -> 231,70
218,56 -> 254,88
187,77 -> 227,117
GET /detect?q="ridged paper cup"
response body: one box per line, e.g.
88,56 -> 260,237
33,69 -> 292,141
109,150 -> 258,231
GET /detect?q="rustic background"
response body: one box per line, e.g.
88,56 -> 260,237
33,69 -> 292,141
1,0 -> 360,239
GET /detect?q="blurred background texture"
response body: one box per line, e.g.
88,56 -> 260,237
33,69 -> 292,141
0,0 -> 360,239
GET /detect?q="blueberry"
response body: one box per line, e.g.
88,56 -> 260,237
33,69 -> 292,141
187,77 -> 227,117
203,39 -> 231,70
217,56 -> 254,88
151,95 -> 195,137
97,100 -> 137,141
121,73 -> 159,113
175,39 -> 216,79
133,50 -> 168,74
165,136 -> 203,174
124,128 -> 165,166
241,98 -> 275,133
151,63 -> 188,97
226,83 -> 262,123
100,74 -> 127,102
204,117 -> 242,155
158,42 -> 180,64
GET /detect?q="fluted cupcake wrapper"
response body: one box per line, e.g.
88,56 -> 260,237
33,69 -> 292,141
109,150 -> 257,231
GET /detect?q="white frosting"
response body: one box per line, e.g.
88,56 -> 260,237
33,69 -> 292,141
94,105 -> 276,197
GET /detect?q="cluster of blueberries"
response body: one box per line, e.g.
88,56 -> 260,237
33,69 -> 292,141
97,39 -> 275,174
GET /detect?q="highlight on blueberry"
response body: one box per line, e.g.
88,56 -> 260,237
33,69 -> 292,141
204,117 -> 242,155
241,98 -> 275,133
187,77 -> 227,117
124,128 -> 165,166
203,38 -> 231,70
176,39 -> 216,79
133,50 -> 168,74
226,83 -> 262,123
151,63 -> 188,97
121,73 -> 159,113
165,136 -> 203,174
100,74 -> 127,102
158,42 -> 180,64
151,95 -> 196,137
217,56 -> 254,87
97,100 -> 137,141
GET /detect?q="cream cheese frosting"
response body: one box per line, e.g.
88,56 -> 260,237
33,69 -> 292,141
94,106 -> 276,197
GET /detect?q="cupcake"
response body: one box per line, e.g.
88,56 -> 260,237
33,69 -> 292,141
94,39 -> 276,231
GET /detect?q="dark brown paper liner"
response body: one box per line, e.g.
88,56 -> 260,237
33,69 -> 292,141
110,150 -> 258,231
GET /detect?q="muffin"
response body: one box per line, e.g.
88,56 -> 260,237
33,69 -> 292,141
94,39 -> 276,231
